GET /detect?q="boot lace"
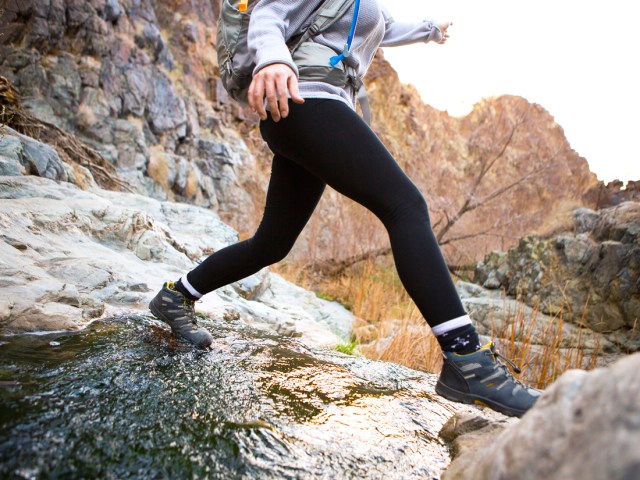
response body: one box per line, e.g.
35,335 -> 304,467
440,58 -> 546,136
490,344 -> 522,374
488,343 -> 531,390
182,298 -> 200,325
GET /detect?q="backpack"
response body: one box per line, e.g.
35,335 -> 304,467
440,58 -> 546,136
216,0 -> 358,106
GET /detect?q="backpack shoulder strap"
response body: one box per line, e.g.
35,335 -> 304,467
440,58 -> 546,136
289,0 -> 356,54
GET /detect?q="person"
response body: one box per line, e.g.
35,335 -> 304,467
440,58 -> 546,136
149,0 -> 540,417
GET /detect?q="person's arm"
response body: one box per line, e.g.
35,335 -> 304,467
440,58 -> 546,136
247,0 -> 324,121
380,5 -> 449,47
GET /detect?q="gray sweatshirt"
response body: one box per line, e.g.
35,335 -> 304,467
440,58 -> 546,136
248,0 -> 443,109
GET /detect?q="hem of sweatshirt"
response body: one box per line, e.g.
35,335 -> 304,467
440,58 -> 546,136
299,92 -> 354,109
264,91 -> 354,113
299,83 -> 356,110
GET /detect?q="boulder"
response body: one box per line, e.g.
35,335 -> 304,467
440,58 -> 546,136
0,127 -> 75,183
456,280 -> 614,355
443,352 -> 640,480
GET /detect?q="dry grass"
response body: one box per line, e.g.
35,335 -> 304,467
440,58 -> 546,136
490,297 -> 601,389
275,257 -> 602,389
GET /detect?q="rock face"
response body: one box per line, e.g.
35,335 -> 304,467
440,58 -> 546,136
475,203 -> 640,352
335,55 -> 600,266
0,173 -> 353,347
0,0 -> 263,229
442,352 -> 640,480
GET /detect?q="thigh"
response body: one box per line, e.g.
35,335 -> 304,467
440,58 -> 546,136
260,99 -> 423,221
255,153 -> 326,240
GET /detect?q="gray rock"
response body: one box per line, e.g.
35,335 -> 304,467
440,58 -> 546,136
555,233 -> 592,265
573,207 -> 599,233
46,53 -> 83,117
232,268 -> 271,300
121,65 -> 152,117
0,135 -> 23,161
455,281 -> 486,298
146,68 -> 187,137
103,0 -> 125,23
443,353 -> 640,480
0,127 -> 75,183
0,155 -> 24,176
0,175 -> 352,348
76,87 -> 114,143
134,22 -> 166,61
22,136 -> 73,181
439,412 -> 514,460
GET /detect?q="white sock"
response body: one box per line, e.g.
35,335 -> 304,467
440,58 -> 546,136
431,315 -> 473,337
180,275 -> 203,299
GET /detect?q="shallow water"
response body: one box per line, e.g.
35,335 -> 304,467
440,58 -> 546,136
0,316 -> 453,479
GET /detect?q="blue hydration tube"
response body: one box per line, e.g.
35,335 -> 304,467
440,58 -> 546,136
329,0 -> 361,67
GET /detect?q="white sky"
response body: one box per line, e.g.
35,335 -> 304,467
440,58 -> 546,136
379,0 -> 640,183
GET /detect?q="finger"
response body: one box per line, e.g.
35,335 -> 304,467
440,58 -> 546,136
251,76 -> 267,120
265,78 -> 280,122
276,74 -> 290,118
248,77 -> 257,111
288,75 -> 305,104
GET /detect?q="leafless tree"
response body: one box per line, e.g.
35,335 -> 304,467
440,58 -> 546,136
312,107 -> 558,276
432,111 -> 554,247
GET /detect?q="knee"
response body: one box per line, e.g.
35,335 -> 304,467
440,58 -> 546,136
248,232 -> 295,265
386,186 -> 431,225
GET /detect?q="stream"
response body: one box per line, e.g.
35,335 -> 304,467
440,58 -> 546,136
1,316 -> 455,479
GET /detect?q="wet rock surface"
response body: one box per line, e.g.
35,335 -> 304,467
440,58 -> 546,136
0,316 -> 491,479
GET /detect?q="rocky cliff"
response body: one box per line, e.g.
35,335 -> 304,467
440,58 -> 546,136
363,56 -> 600,264
1,0 -> 264,231
1,0 -> 602,267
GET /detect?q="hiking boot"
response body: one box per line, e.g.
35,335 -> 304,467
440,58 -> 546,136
149,282 -> 213,349
435,342 -> 541,417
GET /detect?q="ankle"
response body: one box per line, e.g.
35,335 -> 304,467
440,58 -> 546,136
435,323 -> 481,355
174,279 -> 200,302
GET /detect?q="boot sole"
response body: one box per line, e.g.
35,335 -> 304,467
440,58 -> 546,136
435,380 -> 526,418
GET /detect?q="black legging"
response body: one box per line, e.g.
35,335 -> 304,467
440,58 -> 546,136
187,98 -> 466,327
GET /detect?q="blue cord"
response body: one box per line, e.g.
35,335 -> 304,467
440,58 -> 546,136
330,0 -> 361,67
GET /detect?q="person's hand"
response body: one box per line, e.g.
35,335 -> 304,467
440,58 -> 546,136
248,63 -> 305,122
437,21 -> 452,44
